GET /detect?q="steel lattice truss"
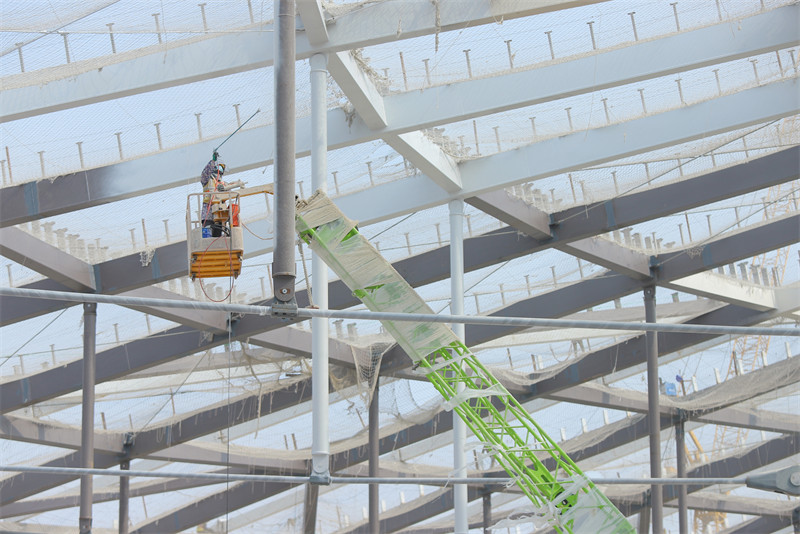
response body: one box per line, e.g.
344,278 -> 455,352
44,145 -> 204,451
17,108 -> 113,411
0,0 -> 799,533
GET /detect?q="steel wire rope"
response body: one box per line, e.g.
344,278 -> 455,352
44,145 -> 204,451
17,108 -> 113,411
0,308 -> 68,369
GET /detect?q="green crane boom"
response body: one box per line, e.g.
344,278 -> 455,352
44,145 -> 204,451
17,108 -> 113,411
296,191 -> 634,533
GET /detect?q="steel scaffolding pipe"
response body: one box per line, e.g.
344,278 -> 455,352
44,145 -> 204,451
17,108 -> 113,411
309,51 -> 330,483
644,286 -> 663,534
4,465 -> 782,487
3,287 -> 798,337
272,0 -> 297,305
79,302 -> 97,534
450,198 -> 468,534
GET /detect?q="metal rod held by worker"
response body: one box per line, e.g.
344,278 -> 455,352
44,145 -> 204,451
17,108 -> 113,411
213,108 -> 261,154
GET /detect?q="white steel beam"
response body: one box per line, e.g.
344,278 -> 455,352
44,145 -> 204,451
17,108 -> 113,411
385,131 -> 462,192
0,228 -> 96,291
296,0 -> 329,46
326,48 -> 462,191
341,77 -> 799,224
5,15 -> 799,224
0,0 -> 798,122
327,51 -> 387,129
2,0 -> 600,122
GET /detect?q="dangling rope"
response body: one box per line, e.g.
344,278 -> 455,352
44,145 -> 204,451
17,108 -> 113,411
298,241 -> 314,308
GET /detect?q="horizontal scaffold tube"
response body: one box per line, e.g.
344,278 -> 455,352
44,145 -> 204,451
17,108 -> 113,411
0,465 -> 749,487
0,286 -> 797,337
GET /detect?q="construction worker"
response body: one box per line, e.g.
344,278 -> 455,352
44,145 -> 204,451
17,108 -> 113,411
200,152 -> 227,237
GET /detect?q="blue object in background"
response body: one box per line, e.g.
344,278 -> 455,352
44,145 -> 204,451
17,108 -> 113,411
664,382 -> 677,396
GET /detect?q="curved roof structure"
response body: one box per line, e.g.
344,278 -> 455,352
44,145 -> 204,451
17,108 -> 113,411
1,1 -> 798,532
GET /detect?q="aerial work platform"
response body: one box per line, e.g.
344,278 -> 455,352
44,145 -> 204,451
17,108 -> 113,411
186,184 -> 273,281
295,191 -> 634,533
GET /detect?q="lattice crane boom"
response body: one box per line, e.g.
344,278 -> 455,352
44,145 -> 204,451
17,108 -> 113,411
296,191 -> 634,533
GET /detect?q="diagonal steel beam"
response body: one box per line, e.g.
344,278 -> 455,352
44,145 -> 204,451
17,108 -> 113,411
4,208 -> 794,417
0,227 -> 96,291
4,146 -> 794,328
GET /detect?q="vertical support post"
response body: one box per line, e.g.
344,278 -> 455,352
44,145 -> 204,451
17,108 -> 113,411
399,51 -> 408,90
587,21 -> 596,50
628,12 -> 638,41
309,52 -> 330,482
154,123 -> 163,151
16,42 -> 25,72
115,133 -> 123,160
152,14 -> 162,43
233,103 -> 242,127
450,199 -> 467,534
423,58 -> 431,86
61,32 -> 72,63
79,302 -> 97,533
463,49 -> 473,78
119,458 -> 130,534
482,493 -> 492,534
676,420 -> 688,534
544,31 -> 554,60
368,379 -> 380,533
107,23 -> 117,53
195,113 -> 203,140
670,3 -> 680,31
198,3 -> 209,32
504,40 -> 513,69
643,286 -> 663,534
303,483 -> 320,534
272,0 -> 297,305
601,98 -> 610,124
472,120 -> 480,156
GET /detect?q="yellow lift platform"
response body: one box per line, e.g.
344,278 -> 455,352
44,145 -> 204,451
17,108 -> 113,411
186,183 -> 273,280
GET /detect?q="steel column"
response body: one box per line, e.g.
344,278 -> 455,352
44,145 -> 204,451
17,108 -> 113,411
119,459 -> 129,534
272,0 -> 297,304
450,198 -> 468,533
309,52 -> 330,480
482,493 -> 491,534
79,302 -> 97,533
303,483 -> 319,534
644,286 -> 663,533
369,379 -> 379,533
676,420 -> 688,533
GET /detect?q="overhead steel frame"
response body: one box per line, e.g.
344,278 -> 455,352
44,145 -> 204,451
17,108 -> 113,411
1,4 -> 798,226
1,5 -> 800,534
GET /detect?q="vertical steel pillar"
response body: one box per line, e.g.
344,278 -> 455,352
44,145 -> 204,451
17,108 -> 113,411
303,483 -> 320,534
450,199 -> 468,533
369,379 -> 380,533
309,52 -> 330,483
79,302 -> 97,533
272,0 -> 297,306
644,286 -> 663,534
676,420 -> 688,534
482,492 -> 492,534
119,459 -> 129,534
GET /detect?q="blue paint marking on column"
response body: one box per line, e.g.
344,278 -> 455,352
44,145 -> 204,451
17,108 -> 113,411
701,244 -> 713,267
21,377 -> 30,404
92,265 -> 102,293
23,182 -> 39,217
604,200 -> 616,228
150,250 -> 161,280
